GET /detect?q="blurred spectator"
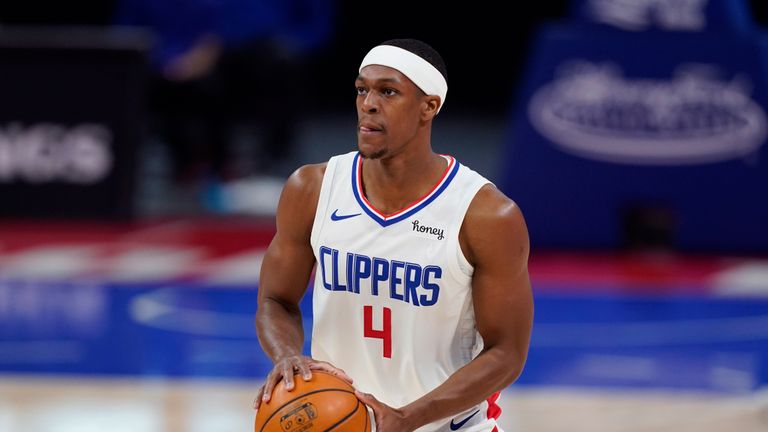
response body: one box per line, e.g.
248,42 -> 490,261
113,0 -> 334,200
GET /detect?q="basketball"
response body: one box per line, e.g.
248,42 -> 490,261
255,370 -> 370,432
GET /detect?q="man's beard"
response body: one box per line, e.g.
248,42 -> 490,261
360,148 -> 387,160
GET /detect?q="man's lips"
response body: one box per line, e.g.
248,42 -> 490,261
359,122 -> 383,133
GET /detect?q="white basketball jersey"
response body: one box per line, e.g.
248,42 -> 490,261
310,151 -> 504,432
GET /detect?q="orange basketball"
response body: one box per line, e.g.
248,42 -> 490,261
255,371 -> 370,432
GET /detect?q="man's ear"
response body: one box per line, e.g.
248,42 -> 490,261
421,96 -> 441,121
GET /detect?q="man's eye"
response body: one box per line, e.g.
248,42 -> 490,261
383,88 -> 397,96
356,86 -> 367,95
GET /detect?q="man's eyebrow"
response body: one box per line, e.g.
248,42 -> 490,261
355,75 -> 402,84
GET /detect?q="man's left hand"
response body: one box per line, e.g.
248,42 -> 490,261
355,390 -> 416,432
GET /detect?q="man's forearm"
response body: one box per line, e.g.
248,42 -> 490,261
401,346 -> 525,429
255,297 -> 305,362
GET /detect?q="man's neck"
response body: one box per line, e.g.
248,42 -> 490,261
360,148 -> 448,215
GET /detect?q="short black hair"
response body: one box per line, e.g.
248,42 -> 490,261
380,38 -> 447,83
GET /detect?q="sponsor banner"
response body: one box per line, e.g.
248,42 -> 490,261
527,61 -> 767,165
0,29 -> 147,219
501,24 -> 768,251
0,123 -> 114,184
569,0 -> 756,34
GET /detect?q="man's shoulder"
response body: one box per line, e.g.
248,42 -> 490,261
280,163 -> 327,204
287,151 -> 360,189
467,184 -> 522,222
461,184 -> 528,263
464,183 -> 527,237
291,162 -> 328,183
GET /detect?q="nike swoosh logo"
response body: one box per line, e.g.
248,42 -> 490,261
331,209 -> 361,221
449,409 -> 479,430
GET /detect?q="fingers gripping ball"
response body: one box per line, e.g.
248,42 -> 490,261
255,371 -> 370,432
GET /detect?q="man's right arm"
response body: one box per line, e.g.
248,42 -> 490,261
254,163 -> 350,407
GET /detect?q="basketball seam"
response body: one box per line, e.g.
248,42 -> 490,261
257,388 -> 357,432
323,399 -> 361,432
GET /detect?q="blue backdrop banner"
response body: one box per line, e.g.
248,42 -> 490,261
501,24 -> 768,251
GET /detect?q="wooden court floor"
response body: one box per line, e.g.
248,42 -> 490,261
0,375 -> 766,432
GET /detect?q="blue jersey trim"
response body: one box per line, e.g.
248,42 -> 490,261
351,152 -> 460,227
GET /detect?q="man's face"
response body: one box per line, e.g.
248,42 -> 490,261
355,65 -> 425,159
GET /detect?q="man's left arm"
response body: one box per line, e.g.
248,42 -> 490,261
356,184 -> 534,432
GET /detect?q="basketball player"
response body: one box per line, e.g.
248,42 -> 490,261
255,39 -> 533,432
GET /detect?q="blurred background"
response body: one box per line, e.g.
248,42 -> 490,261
1,0 -> 768,431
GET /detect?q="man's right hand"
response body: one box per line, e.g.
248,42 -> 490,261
253,355 -> 354,409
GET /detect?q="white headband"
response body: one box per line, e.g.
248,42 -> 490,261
359,44 -> 448,113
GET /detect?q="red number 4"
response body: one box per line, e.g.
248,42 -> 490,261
363,305 -> 392,358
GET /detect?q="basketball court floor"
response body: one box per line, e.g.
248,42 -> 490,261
1,220 -> 767,431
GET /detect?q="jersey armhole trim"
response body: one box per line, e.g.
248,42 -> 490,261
447,177 -> 493,282
310,156 -> 342,250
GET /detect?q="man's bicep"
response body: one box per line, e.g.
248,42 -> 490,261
259,234 -> 316,305
469,200 -> 533,353
472,262 -> 533,352
258,163 -> 324,305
